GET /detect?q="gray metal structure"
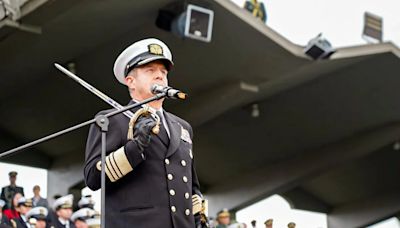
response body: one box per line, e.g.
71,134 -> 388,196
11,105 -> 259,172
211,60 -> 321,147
1,0 -> 400,227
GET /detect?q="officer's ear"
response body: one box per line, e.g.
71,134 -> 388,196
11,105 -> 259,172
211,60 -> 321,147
125,70 -> 136,90
125,75 -> 135,88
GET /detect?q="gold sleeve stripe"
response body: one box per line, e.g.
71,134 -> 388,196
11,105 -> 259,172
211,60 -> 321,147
96,161 -> 116,182
96,147 -> 133,182
105,154 -> 119,181
104,160 -> 117,182
110,153 -> 124,177
109,152 -> 123,178
112,147 -> 133,176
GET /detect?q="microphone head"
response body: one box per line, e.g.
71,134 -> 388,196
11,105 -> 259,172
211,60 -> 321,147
151,84 -> 163,94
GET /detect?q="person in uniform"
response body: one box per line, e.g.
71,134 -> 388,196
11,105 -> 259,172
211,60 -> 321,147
10,197 -> 32,228
0,200 -> 11,226
244,0 -> 267,23
50,195 -> 75,228
287,222 -> 295,228
216,209 -> 230,228
71,207 -> 96,228
264,219 -> 272,228
31,186 -> 48,209
1,172 -> 24,210
84,38 -> 203,227
26,206 -> 48,228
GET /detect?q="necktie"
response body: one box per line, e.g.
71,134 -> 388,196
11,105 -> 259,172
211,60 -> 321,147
156,111 -> 170,146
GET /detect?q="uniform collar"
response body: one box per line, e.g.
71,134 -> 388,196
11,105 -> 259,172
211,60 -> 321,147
58,217 -> 69,225
131,99 -> 164,113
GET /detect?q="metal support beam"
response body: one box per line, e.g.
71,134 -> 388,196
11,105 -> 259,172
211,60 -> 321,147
176,56 -> 369,128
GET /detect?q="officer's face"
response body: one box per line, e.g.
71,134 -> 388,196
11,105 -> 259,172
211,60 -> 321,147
57,208 -> 72,220
125,60 -> 168,101
9,176 -> 16,184
218,216 -> 230,225
35,220 -> 46,228
19,205 -> 31,215
75,220 -> 88,228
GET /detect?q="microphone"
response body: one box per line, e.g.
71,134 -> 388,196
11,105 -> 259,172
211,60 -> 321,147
151,84 -> 187,100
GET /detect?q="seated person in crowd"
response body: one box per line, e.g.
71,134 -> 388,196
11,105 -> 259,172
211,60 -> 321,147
10,197 -> 32,228
71,208 -> 96,228
26,206 -> 48,228
216,208 -> 231,228
50,194 -> 75,228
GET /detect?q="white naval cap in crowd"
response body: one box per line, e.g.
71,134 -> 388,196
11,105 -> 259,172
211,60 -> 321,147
113,38 -> 174,85
53,194 -> 73,210
71,208 -> 96,222
17,197 -> 33,207
26,206 -> 48,220
78,195 -> 95,209
86,216 -> 100,228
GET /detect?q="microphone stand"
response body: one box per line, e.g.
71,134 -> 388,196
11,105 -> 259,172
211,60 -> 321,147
0,92 -> 167,228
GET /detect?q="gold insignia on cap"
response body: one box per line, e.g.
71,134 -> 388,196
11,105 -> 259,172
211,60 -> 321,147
39,208 -> 45,215
148,44 -> 163,55
25,199 -> 33,207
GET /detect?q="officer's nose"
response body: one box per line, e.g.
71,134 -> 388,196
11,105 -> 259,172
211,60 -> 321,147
154,70 -> 166,80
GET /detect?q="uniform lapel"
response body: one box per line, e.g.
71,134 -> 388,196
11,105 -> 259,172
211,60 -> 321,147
164,112 -> 181,158
19,217 -> 28,228
156,120 -> 170,148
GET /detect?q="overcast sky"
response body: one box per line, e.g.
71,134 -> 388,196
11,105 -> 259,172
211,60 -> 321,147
231,0 -> 400,48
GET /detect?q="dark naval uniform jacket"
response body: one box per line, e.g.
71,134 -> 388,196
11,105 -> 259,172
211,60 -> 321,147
0,186 -> 24,210
10,216 -> 28,228
84,101 -> 202,228
50,218 -> 75,228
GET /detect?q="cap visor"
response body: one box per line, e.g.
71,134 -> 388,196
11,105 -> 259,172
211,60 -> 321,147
137,55 -> 174,70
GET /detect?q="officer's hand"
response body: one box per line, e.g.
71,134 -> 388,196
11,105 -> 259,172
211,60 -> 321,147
132,115 -> 157,151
